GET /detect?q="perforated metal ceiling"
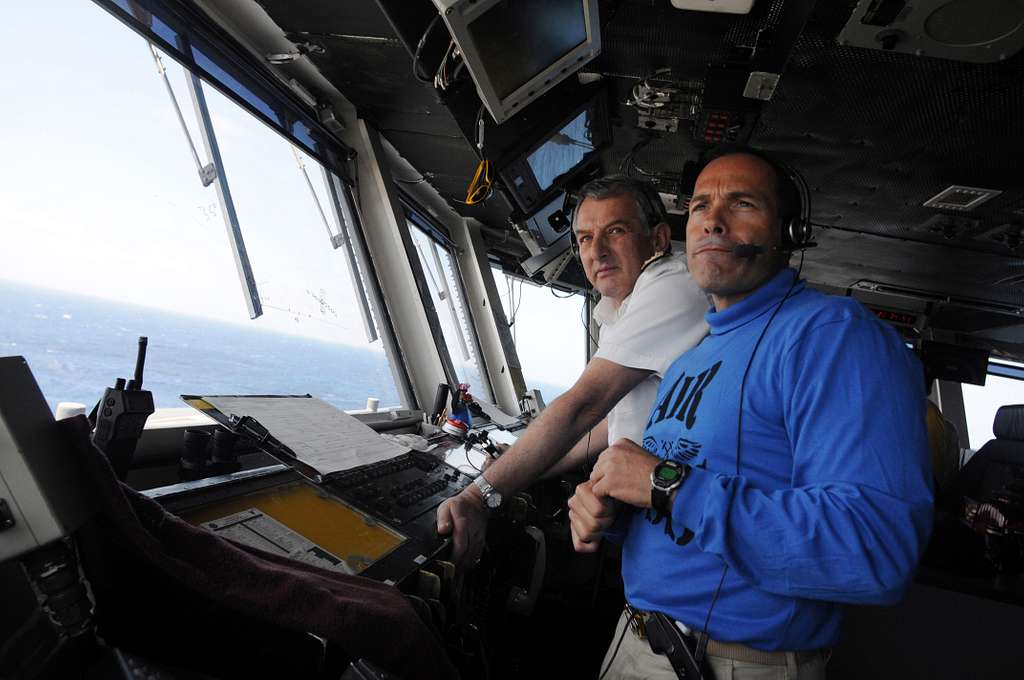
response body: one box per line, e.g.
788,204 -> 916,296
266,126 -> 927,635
243,0 -> 1024,355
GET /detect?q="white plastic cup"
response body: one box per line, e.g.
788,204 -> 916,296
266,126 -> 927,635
55,402 -> 87,420
365,397 -> 380,413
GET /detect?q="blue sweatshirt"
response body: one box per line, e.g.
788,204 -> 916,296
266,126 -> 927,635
620,268 -> 934,651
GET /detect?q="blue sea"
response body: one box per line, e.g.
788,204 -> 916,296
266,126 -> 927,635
0,281 -> 568,414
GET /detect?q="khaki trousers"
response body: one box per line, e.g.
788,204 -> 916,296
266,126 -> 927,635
600,609 -> 829,680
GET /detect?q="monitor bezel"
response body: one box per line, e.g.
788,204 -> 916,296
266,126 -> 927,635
433,0 -> 601,124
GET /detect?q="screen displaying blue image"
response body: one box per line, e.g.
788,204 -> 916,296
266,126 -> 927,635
526,109 -> 595,192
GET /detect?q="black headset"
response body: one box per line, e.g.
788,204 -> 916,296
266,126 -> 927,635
564,178 -> 671,263
774,158 -> 814,251
692,146 -> 815,252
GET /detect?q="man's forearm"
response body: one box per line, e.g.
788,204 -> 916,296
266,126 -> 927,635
541,417 -> 609,479
470,358 -> 652,496
482,390 -> 606,494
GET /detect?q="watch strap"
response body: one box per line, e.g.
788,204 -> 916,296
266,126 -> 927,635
650,460 -> 688,517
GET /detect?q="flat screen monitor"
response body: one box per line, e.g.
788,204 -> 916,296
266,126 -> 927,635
498,92 -> 608,217
526,110 -> 596,192
433,0 -> 601,123
921,341 -> 990,386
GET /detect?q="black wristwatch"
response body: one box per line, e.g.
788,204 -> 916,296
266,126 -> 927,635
650,460 -> 690,517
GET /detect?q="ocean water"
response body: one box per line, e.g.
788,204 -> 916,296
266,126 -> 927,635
0,281 -> 569,414
0,281 -> 403,412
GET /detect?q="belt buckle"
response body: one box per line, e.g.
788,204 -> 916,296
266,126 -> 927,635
625,604 -> 650,641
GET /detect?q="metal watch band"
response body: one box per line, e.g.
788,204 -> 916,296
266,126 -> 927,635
473,474 -> 502,510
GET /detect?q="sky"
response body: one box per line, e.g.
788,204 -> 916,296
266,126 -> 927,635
0,0 -> 586,390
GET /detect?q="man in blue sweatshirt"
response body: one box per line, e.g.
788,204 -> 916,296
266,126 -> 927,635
568,148 -> 934,680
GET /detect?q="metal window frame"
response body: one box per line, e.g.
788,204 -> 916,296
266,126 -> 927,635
336,121 -> 453,411
988,361 -> 1024,382
92,0 -> 354,183
329,164 -> 420,410
405,208 -> 496,404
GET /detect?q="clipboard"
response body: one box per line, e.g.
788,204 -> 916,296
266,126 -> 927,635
181,394 -> 409,483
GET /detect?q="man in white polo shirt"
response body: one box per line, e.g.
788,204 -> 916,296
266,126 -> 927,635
437,175 -> 708,568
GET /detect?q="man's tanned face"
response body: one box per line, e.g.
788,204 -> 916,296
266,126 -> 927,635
574,194 -> 668,307
686,153 -> 788,311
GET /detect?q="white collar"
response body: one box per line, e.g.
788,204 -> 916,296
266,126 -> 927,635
592,253 -> 685,326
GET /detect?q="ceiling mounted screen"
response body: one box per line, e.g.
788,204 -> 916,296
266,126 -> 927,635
468,0 -> 587,99
433,0 -> 601,123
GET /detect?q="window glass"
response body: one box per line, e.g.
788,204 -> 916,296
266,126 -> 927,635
0,0 -> 400,413
491,269 -> 586,402
408,225 -> 489,398
962,364 -> 1024,448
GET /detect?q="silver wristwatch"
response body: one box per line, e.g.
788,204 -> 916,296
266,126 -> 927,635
472,474 -> 503,511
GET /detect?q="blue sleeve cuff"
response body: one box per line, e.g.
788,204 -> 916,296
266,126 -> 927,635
671,465 -> 715,533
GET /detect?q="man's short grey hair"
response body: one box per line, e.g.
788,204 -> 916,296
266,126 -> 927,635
572,174 -> 669,232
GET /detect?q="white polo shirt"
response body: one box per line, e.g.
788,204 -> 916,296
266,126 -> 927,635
592,253 -> 709,445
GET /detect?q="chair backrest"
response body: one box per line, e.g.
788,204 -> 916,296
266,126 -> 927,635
949,405 -> 1024,505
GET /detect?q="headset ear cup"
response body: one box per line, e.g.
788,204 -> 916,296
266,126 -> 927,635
794,218 -> 811,248
781,217 -> 810,250
781,217 -> 795,249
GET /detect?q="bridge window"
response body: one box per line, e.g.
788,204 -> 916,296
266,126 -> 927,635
407,223 -> 490,400
491,270 -> 586,402
0,1 -> 401,413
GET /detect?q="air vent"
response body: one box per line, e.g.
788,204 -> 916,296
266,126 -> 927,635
923,185 -> 1002,211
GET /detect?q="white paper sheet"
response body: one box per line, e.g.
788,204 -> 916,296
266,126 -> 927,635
203,396 -> 408,476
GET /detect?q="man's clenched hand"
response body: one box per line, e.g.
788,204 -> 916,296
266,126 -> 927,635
436,486 -> 488,570
568,479 -> 619,552
590,438 -> 660,508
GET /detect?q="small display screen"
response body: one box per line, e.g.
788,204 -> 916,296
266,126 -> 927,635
872,308 -> 918,326
467,0 -> 588,99
526,108 -> 596,192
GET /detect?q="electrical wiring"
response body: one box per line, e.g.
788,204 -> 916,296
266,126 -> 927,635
618,134 -> 658,177
412,14 -> 443,84
434,39 -> 458,90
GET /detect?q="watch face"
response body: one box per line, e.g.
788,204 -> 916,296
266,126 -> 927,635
654,462 -> 682,488
485,492 -> 503,509
656,465 -> 681,482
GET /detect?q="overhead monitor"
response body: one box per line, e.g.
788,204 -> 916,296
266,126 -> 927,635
432,0 -> 601,124
498,92 -> 608,217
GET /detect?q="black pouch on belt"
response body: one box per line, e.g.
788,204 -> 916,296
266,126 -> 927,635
645,611 -> 705,680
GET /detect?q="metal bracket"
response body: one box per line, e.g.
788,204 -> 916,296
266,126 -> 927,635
743,72 -> 780,101
198,163 -> 217,187
637,112 -> 679,133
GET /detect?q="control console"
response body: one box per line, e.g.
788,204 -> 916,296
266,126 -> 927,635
324,450 -> 472,526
